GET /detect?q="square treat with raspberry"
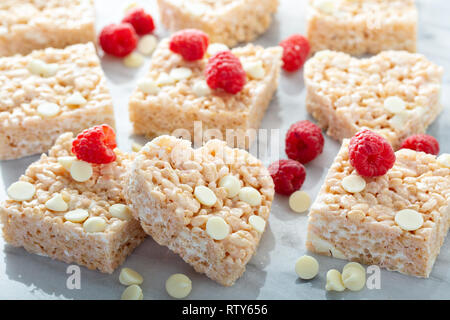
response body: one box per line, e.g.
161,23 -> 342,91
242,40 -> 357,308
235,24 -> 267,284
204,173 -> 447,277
125,136 -> 274,286
307,0 -> 417,55
0,0 -> 96,57
0,127 -> 146,273
304,50 -> 443,149
129,36 -> 282,149
0,42 -> 115,160
306,137 -> 450,278
157,0 -> 278,47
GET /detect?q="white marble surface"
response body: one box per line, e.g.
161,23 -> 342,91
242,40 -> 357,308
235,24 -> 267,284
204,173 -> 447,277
0,0 -> 449,300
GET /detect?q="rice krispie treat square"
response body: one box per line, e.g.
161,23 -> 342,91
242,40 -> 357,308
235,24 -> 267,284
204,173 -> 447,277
0,0 -> 96,57
125,136 -> 274,286
129,39 -> 282,149
304,50 -> 443,149
157,0 -> 279,47
0,42 -> 115,160
0,133 -> 147,273
306,140 -> 450,277
307,0 -> 417,55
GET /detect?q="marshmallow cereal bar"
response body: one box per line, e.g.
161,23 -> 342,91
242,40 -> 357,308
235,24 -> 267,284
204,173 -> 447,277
306,141 -> 450,277
0,0 -> 96,57
0,43 -> 115,160
0,133 -> 146,273
307,0 -> 417,55
157,0 -> 279,47
304,50 -> 443,149
125,136 -> 274,286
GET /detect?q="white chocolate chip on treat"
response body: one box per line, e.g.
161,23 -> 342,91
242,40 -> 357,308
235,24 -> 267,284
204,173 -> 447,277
58,156 -> 76,171
156,72 -> 175,86
45,194 -> 68,212
342,265 -> 366,291
325,269 -> 345,292
249,215 -> 266,233
384,96 -> 406,113
218,175 -> 240,197
289,191 -> 311,213
243,61 -> 265,80
37,102 -> 60,118
65,92 -> 87,106
121,284 -> 143,300
70,160 -> 93,182
207,43 -> 229,56
138,35 -> 158,56
170,67 -> 192,81
27,59 -> 47,75
123,52 -> 144,68
315,0 -> 335,14
239,187 -> 262,206
132,142 -> 143,152
395,209 -> 424,231
389,112 -> 409,130
166,274 -> 192,299
194,185 -> 217,206
109,204 -> 133,221
192,80 -> 212,97
295,255 -> 319,280
119,268 -> 144,286
7,181 -> 35,201
206,216 -> 230,240
83,216 -> 107,233
341,175 -> 366,193
64,209 -> 89,223
437,154 -> 450,168
138,79 -> 160,95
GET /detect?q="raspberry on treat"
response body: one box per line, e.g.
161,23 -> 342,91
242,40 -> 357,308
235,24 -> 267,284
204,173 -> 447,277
401,134 -> 440,155
205,51 -> 246,94
285,120 -> 324,164
268,159 -> 306,196
169,29 -> 209,61
99,23 -> 138,57
279,34 -> 310,72
122,8 -> 155,35
348,129 -> 396,177
72,125 -> 117,164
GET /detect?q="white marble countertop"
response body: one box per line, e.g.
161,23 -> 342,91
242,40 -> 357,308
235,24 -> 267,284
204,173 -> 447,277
0,0 -> 449,299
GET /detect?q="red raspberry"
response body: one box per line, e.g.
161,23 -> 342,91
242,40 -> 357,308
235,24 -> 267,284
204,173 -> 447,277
401,134 -> 440,155
268,159 -> 306,195
122,8 -> 155,35
348,129 -> 396,177
279,34 -> 310,72
99,23 -> 138,57
205,51 -> 246,94
285,120 -> 324,164
72,125 -> 117,164
169,29 -> 209,61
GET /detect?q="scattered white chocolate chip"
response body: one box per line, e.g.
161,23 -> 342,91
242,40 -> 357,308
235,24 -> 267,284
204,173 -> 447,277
289,191 -> 311,213
166,274 -> 192,299
207,43 -> 229,56
389,112 -> 409,130
45,194 -> 68,212
194,185 -> 217,206
70,160 -> 93,182
132,142 -> 143,152
384,96 -> 406,113
343,262 -> 365,274
395,209 -> 424,231
121,284 -> 143,300
218,175 -> 240,197
7,181 -> 35,201
342,264 -> 366,291
119,268 -> 144,285
248,215 -> 266,233
27,59 -> 58,77
239,187 -> 262,206
156,72 -> 175,86
138,35 -> 158,55
64,209 -> 89,223
58,156 -> 76,171
315,0 -> 335,14
341,175 -> 366,193
109,204 -> 133,221
37,102 -> 60,118
42,63 -> 58,77
437,153 -> 450,168
325,269 -> 345,292
192,80 -> 212,97
206,216 -> 230,240
65,92 -> 87,106
83,216 -> 107,233
123,52 -> 144,68
138,79 -> 160,95
170,67 -> 192,81
243,61 -> 265,80
295,255 -> 319,280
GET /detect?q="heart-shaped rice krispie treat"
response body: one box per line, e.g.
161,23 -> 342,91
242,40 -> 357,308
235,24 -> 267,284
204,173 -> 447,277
125,136 -> 274,286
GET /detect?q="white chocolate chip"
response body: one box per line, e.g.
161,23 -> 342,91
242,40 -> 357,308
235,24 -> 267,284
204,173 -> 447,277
238,187 -> 262,206
395,209 -> 424,231
206,216 -> 230,240
342,264 -> 366,291
138,79 -> 160,95
207,43 -> 229,56
65,92 -> 87,106
138,35 -> 157,56
243,61 -> 265,79
7,181 -> 35,201
45,194 -> 68,212
109,204 -> 133,221
70,160 -> 93,182
156,72 -> 175,86
64,209 -> 89,223
119,268 -> 144,285
326,269 -> 345,292
166,274 -> 192,299
248,215 -> 266,233
308,233 -> 347,259
289,191 -> 311,213
123,52 -> 144,68
194,186 -> 217,206
42,63 -> 58,77
132,142 -> 143,152
437,153 -> 450,168
27,59 -> 58,77
192,80 -> 212,97
389,112 -> 409,130
121,284 -> 143,300
170,67 -> 192,81
37,102 -> 60,118
58,156 -> 76,171
295,255 -> 319,280
343,262 -> 365,274
83,216 -> 107,233
315,0 -> 335,14
341,175 -> 366,193
218,175 -> 240,197
384,96 -> 406,113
